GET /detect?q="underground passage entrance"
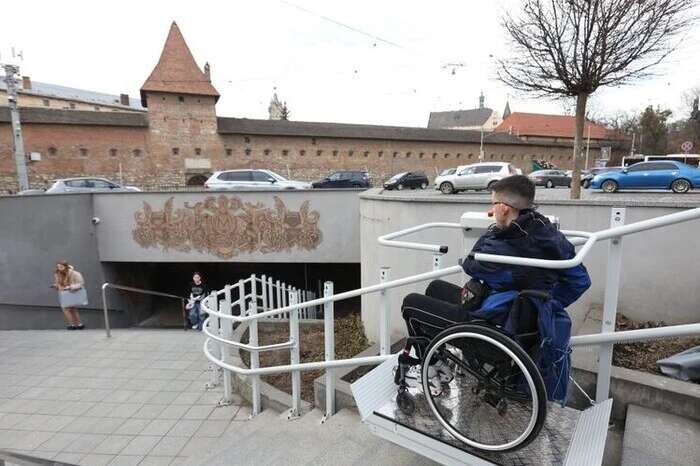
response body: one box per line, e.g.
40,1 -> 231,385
103,262 -> 361,328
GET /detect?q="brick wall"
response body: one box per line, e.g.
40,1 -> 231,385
0,95 -> 604,193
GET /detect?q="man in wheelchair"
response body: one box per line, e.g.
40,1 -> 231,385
399,175 -> 591,405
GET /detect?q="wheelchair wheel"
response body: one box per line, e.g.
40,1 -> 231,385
421,323 -> 547,452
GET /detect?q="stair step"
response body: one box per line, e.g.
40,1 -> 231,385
621,404 -> 700,466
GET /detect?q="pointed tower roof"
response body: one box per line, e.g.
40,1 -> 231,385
140,22 -> 219,107
503,100 -> 511,119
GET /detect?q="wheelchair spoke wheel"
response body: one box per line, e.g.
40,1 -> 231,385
421,324 -> 547,452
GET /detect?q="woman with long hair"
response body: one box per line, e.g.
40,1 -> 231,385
53,261 -> 85,330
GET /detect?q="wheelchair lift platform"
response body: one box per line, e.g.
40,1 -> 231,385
351,354 -> 613,466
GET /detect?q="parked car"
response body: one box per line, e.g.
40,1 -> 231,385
434,162 -> 517,194
590,161 -> 700,193
17,189 -> 46,195
582,167 -> 623,188
312,170 -> 371,189
46,177 -> 141,194
439,168 -> 457,176
528,169 -> 572,188
383,172 -> 429,190
205,169 -> 311,191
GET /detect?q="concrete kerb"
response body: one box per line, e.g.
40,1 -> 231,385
567,355 -> 700,423
229,320 -> 313,415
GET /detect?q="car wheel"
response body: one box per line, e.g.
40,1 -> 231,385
546,180 -> 554,189
487,181 -> 497,191
397,184 -> 404,190
601,180 -> 618,193
420,182 -> 428,189
671,179 -> 691,193
439,182 -> 454,194
583,180 -> 590,189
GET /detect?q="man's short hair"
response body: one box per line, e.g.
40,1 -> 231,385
491,175 -> 535,210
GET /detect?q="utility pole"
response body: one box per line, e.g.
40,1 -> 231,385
2,63 -> 29,191
479,127 -> 485,161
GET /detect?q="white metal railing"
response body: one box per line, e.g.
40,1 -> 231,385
202,206 -> 700,423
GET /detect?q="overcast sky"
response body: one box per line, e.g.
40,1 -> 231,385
2,0 -> 699,127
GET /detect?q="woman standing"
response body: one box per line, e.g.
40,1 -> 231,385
53,261 -> 85,330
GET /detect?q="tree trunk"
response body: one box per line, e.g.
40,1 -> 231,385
570,93 -> 589,199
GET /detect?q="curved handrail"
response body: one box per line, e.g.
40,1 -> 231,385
377,222 -> 462,254
202,317 -> 295,352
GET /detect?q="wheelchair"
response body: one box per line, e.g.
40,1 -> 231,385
394,290 -> 549,452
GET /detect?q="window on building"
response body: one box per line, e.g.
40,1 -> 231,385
364,151 -> 369,157
94,106 -> 100,111
393,152 -> 398,158
178,96 -> 184,103
79,148 -> 88,158
333,150 -> 338,157
432,153 -> 437,159
109,148 -> 117,157
245,149 -> 252,156
317,150 -> 323,156
490,154 -> 495,159
311,138 -> 317,145
48,147 -> 57,157
419,152 -> 425,158
133,149 -> 142,157
42,99 -> 50,107
69,103 -> 76,109
568,156 -> 572,161
263,149 -> 270,156
172,147 -> 180,156
300,150 -> 306,156
348,150 -> 354,157
456,153 -> 461,158
406,152 -> 412,158
282,149 -> 289,156
244,136 -> 251,144
468,153 -> 474,159
378,151 -> 383,158
195,148 -> 202,156
225,148 -> 233,157
444,153 -> 449,158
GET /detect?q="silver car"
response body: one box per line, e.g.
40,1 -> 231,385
434,162 -> 517,194
205,169 -> 312,191
46,177 -> 141,194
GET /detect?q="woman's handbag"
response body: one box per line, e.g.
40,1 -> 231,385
59,287 -> 89,308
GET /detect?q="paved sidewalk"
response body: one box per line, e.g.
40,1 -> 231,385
0,329 -> 247,465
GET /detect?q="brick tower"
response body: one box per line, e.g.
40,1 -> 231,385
141,21 -> 221,185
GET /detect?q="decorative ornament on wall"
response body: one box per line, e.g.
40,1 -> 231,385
132,195 -> 322,258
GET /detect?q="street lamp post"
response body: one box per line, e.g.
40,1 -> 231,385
2,63 -> 29,192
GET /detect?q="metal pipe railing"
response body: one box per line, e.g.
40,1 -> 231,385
378,222 -> 461,253
101,283 -> 184,338
570,322 -> 700,346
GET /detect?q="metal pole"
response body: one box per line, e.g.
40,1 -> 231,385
479,127 -> 485,161
206,293 -> 222,389
261,274 -> 268,314
2,64 -> 29,192
249,278 -> 261,416
276,280 -> 282,319
101,284 -> 111,338
267,277 -> 274,316
220,285 -> 233,404
289,290 -> 301,419
596,208 -> 625,402
323,281 -> 335,420
379,268 -> 391,356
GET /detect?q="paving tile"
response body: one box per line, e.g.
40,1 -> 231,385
89,417 -> 126,434
108,403 -> 143,419
146,391 -> 181,405
84,402 -> 120,418
232,405 -> 252,421
148,436 -> 189,457
79,453 -> 115,465
168,457 -> 189,466
171,392 -> 200,405
60,401 -> 97,417
37,432 -> 82,451
140,419 -> 178,436
120,435 -> 161,456
53,452 -> 85,463
206,405 -> 240,421
0,412 -> 25,429
107,455 -> 144,466
113,419 -> 150,436
66,433 -> 109,453
166,420 -> 202,438
182,405 -> 213,420
156,404 -> 190,420
93,435 -> 135,455
132,404 -> 167,420
179,436 -> 215,457
139,456 -> 175,466
14,414 -> 76,432
193,420 -> 229,437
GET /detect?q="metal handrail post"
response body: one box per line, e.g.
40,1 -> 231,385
206,293 -> 222,390
267,277 -> 274,318
379,268 -> 391,355
289,290 -> 301,419
237,279 -> 245,319
220,285 -> 233,405
323,281 -> 335,420
261,275 -> 268,320
276,280 -> 282,319
596,208 -> 626,402
250,277 -> 261,416
101,284 -> 111,338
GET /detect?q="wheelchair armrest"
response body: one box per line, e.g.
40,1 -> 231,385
518,289 -> 550,300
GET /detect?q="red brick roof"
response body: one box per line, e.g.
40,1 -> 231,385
140,22 -> 219,106
495,112 -> 613,140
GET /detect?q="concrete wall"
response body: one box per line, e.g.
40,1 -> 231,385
359,190 -> 700,342
93,189 -> 360,263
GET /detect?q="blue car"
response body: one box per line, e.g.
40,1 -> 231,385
590,160 -> 700,193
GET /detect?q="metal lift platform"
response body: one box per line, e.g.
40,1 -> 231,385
351,354 -> 613,466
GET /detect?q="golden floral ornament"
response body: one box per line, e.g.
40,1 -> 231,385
132,195 -> 322,258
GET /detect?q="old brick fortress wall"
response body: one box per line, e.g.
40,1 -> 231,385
0,100 -> 593,193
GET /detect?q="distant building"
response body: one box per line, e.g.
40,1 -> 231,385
0,76 -> 144,113
268,93 -> 286,120
495,112 -> 619,144
428,92 -> 502,131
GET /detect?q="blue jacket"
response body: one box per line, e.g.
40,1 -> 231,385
462,210 -> 591,403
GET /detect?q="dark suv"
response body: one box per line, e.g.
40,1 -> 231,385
383,172 -> 429,190
312,171 -> 371,189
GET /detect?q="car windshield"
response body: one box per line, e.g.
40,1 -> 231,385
265,171 -> 287,181
388,172 -> 407,182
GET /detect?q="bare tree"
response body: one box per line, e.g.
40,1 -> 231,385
499,0 -> 696,198
280,103 -> 291,121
